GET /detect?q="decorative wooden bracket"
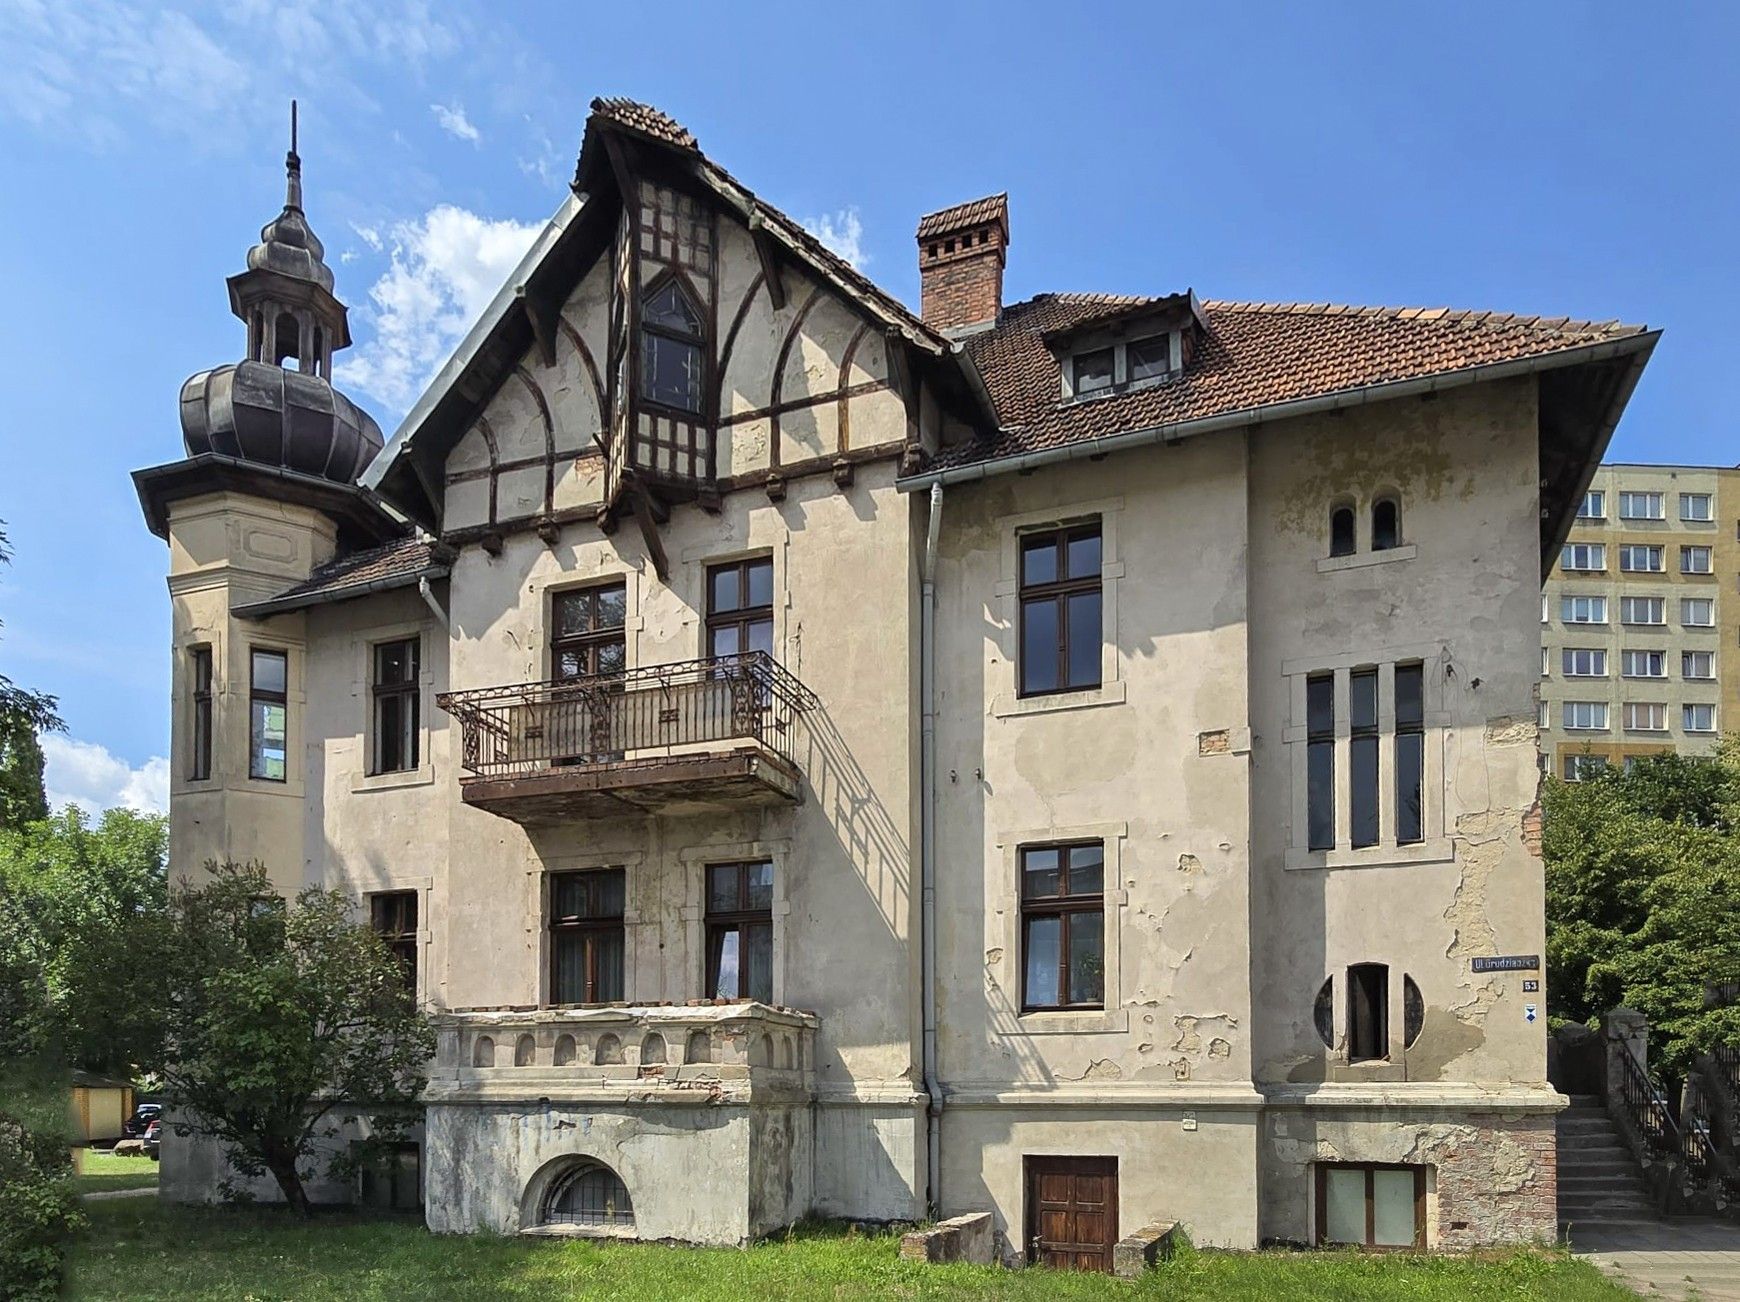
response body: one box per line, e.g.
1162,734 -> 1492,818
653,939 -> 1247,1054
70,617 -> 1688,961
517,285 -> 559,368
629,481 -> 671,581
749,210 -> 787,311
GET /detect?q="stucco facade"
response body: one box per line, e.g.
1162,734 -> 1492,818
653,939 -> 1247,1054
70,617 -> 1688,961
136,98 -> 1656,1262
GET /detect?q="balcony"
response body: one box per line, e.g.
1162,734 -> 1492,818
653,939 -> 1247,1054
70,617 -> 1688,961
438,652 -> 818,823
425,1002 -> 817,1107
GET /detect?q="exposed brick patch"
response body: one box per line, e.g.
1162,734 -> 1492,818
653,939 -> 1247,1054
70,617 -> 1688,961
1198,729 -> 1231,755
1431,1113 -> 1557,1249
1522,800 -> 1544,859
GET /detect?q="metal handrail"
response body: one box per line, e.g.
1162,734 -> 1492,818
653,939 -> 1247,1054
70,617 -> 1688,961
1715,1045 -> 1740,1108
437,651 -> 818,778
1616,1043 -> 1682,1160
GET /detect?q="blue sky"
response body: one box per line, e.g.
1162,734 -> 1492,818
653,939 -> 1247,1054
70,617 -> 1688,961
0,1 -> 1734,812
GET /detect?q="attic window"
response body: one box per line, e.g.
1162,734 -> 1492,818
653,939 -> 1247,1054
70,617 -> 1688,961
1127,336 -> 1171,383
1073,348 -> 1114,395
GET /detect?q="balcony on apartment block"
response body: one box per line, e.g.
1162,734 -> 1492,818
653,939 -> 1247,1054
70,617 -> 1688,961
437,651 -> 818,823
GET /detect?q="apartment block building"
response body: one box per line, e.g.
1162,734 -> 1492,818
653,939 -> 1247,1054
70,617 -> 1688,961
133,99 -> 1654,1265
1541,464 -> 1738,780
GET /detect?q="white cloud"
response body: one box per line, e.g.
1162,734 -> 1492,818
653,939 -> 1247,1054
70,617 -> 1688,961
42,735 -> 168,818
430,100 -> 480,144
336,204 -> 542,414
801,208 -> 868,270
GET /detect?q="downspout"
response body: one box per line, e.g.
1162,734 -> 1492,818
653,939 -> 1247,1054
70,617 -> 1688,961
920,481 -> 944,1218
418,575 -> 451,633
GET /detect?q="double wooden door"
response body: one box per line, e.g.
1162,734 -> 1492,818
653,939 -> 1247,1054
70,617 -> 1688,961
1025,1156 -> 1118,1271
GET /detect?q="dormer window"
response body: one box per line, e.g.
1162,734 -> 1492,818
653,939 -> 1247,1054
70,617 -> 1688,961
1073,347 -> 1115,396
639,276 -> 704,414
1127,335 -> 1172,384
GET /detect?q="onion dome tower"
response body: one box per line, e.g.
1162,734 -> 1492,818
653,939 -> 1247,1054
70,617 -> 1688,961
179,103 -> 383,484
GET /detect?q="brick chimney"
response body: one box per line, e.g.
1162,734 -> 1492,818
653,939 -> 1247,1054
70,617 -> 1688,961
916,193 -> 1008,334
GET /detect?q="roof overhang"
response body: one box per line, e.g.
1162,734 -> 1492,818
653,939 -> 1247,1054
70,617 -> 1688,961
133,453 -> 404,545
231,554 -> 452,619
1037,290 -> 1208,352
901,330 -> 1660,576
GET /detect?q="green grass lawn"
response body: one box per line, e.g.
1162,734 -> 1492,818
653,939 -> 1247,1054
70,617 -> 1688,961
69,1200 -> 1631,1301
74,1149 -> 160,1195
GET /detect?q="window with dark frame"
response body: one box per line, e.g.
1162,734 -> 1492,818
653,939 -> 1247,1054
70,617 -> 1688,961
248,648 -> 287,782
371,638 -> 420,774
1347,962 -> 1388,1062
1019,842 -> 1105,1011
1329,505 -> 1356,558
704,861 -> 773,1002
1306,674 -> 1335,851
1316,1163 -> 1425,1249
706,558 -> 774,659
1018,523 -> 1102,697
189,646 -> 213,781
549,869 -> 626,1004
369,891 -> 418,992
639,276 -> 704,414
552,583 -> 627,681
1395,663 -> 1425,845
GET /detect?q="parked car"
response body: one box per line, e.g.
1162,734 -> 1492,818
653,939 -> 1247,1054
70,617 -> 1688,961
142,1118 -> 161,1162
124,1103 -> 162,1138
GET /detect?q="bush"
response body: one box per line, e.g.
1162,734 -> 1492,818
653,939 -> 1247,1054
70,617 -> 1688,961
0,1075 -> 86,1300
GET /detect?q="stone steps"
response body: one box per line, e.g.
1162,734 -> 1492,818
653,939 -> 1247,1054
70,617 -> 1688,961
1557,1102 -> 1658,1225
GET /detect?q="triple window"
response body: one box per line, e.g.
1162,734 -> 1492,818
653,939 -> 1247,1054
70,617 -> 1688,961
1018,523 -> 1102,697
1621,649 -> 1665,678
550,869 -> 626,1004
1618,491 -> 1664,520
1561,595 -> 1607,624
1304,664 -> 1425,853
1620,596 -> 1665,626
1561,648 -> 1606,677
1560,543 -> 1604,572
248,649 -> 288,782
703,861 -> 774,1002
371,638 -> 419,774
1019,842 -> 1105,1011
1563,701 -> 1609,731
1618,544 -> 1663,573
1623,702 -> 1667,732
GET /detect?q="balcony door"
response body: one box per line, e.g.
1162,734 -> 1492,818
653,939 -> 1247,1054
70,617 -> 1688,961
1025,1156 -> 1117,1272
548,584 -> 627,763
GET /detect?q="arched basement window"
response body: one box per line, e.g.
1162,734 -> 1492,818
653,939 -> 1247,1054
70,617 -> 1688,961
639,276 -> 704,413
544,1162 -> 634,1229
1329,504 -> 1356,557
1372,497 -> 1401,551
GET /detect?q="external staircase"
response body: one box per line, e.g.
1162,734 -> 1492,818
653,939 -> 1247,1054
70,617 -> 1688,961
1557,1094 -> 1660,1230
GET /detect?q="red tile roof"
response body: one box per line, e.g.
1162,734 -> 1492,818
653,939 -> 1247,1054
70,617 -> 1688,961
589,98 -> 697,151
936,294 -> 1650,471
917,193 -> 1009,241
239,537 -> 451,615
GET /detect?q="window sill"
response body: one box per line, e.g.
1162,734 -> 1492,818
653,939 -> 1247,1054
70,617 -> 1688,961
1315,545 -> 1417,574
1012,1007 -> 1129,1035
350,765 -> 436,795
519,1224 -> 638,1241
1285,839 -> 1453,872
993,681 -> 1126,719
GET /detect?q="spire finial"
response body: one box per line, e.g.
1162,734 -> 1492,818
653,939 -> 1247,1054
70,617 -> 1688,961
285,100 -> 303,212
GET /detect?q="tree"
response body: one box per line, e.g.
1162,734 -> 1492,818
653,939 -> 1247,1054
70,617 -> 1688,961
0,520 -> 61,833
0,806 -> 169,1075
138,861 -> 434,1215
1544,744 -> 1740,1076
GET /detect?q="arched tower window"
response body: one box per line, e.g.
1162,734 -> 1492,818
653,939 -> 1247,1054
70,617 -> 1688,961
1329,504 -> 1356,558
272,311 -> 301,368
544,1162 -> 634,1229
639,276 -> 704,414
311,325 -> 326,377
1372,497 -> 1401,552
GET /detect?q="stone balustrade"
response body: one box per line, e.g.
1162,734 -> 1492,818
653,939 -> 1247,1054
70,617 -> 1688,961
427,1001 -> 818,1105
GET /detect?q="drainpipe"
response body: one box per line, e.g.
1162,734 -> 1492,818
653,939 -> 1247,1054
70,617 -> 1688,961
418,575 -> 451,633
920,481 -> 945,1218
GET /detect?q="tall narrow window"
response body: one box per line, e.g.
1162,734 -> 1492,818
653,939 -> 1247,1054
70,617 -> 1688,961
1349,669 -> 1379,849
1020,842 -> 1105,1011
249,649 -> 287,782
1394,664 -> 1424,845
189,646 -> 213,781
1347,963 -> 1388,1062
706,558 -> 774,659
704,861 -> 774,1002
552,583 -> 627,680
371,638 -> 419,774
370,891 -> 418,992
550,869 -> 625,1004
1018,523 -> 1102,696
1329,505 -> 1356,558
1306,674 -> 1335,851
1371,498 -> 1400,551
639,277 -> 704,413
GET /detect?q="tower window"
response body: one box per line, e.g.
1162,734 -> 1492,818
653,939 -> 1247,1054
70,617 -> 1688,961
639,277 -> 704,413
189,646 -> 213,781
249,648 -> 288,782
1371,498 -> 1401,551
1347,963 -> 1388,1062
1329,505 -> 1356,558
272,311 -> 300,367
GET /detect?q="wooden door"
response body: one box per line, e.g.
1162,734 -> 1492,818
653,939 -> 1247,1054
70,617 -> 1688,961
1025,1156 -> 1118,1271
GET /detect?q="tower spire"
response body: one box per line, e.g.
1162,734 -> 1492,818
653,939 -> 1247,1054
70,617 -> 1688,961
285,100 -> 302,213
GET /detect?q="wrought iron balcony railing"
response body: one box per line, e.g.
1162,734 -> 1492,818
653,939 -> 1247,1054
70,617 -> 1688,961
438,652 -> 819,779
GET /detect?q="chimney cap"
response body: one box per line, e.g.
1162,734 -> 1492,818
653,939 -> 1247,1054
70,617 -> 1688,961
916,193 -> 1009,245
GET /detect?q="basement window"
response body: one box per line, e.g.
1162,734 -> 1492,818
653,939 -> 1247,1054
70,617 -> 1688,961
1316,1163 -> 1425,1249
